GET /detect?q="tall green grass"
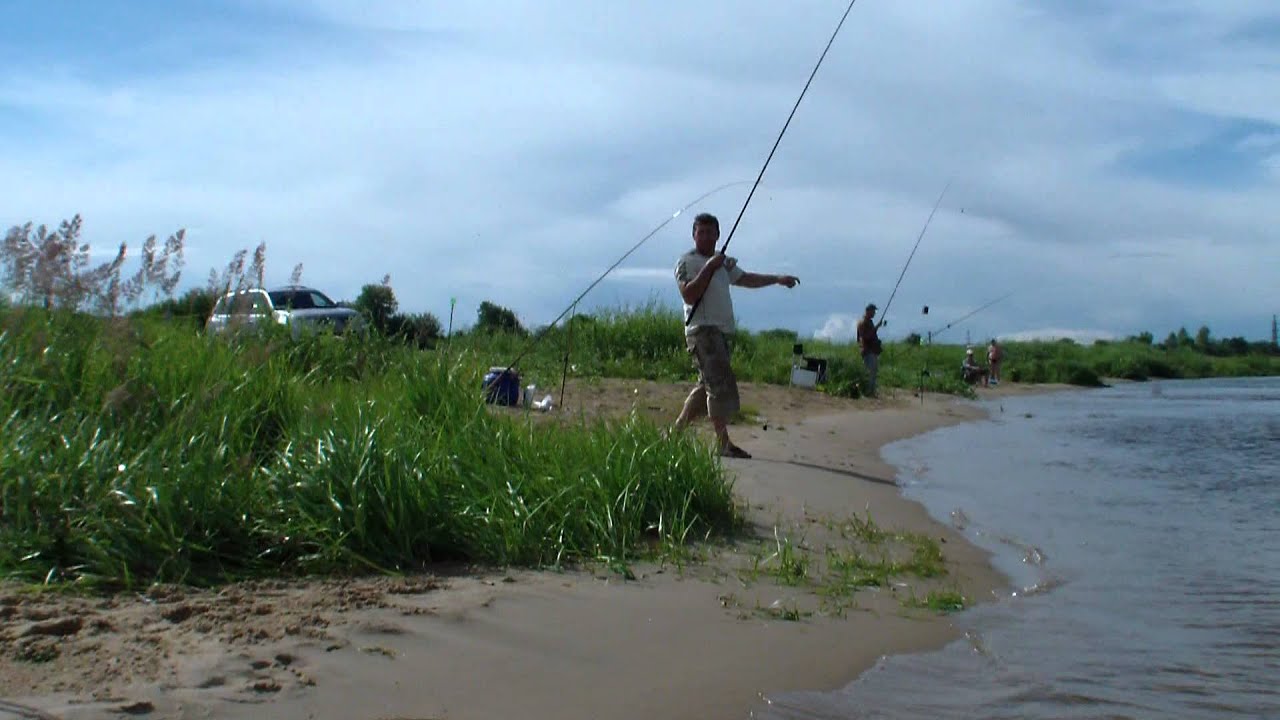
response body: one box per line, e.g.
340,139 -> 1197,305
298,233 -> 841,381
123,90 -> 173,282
458,302 -> 986,399
5,302 -> 1275,589
456,301 -> 1278,395
455,300 -> 870,396
0,308 -> 736,588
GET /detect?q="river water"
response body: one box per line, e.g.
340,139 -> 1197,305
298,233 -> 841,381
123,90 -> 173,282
760,377 -> 1280,719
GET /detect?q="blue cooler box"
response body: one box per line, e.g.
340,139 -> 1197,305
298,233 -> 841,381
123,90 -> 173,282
483,366 -> 521,406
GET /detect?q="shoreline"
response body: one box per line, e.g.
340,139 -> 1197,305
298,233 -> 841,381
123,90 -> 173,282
2,382 -> 1074,720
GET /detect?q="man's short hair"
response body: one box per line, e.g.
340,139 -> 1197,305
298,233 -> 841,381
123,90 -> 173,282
692,213 -> 719,233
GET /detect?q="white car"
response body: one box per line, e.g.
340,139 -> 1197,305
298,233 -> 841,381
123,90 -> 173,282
207,285 -> 363,336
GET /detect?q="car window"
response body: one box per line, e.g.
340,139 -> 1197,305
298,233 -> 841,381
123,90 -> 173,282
308,292 -> 336,309
270,291 -> 314,310
265,290 -> 337,310
225,291 -> 271,315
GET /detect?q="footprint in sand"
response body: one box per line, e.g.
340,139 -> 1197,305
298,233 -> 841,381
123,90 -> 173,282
115,700 -> 155,715
355,620 -> 411,636
250,679 -> 282,693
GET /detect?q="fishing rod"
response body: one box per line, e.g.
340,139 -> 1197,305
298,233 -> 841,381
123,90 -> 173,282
929,291 -> 1014,341
685,0 -> 860,326
558,300 -> 577,410
496,179 -> 753,382
915,290 -> 1013,406
877,180 -> 950,329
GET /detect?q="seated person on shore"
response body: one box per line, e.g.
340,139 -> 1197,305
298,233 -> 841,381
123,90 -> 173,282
961,348 -> 990,387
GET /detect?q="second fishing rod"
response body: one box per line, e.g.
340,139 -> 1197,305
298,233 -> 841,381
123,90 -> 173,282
497,0 -> 863,394
875,180 -> 951,331
494,179 -> 753,384
929,291 -> 1015,342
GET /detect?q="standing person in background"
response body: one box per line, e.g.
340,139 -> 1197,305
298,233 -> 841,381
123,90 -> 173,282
856,303 -> 882,397
988,338 -> 1004,385
670,213 -> 799,459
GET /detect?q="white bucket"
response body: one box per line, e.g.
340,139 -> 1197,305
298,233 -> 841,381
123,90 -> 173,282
790,367 -> 818,389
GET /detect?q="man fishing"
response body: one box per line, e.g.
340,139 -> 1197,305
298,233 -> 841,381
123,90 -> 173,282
856,303 -> 882,396
671,213 -> 799,459
963,347 -> 990,387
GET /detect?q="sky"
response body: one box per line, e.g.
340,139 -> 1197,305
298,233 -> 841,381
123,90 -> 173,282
2,0 -> 1278,344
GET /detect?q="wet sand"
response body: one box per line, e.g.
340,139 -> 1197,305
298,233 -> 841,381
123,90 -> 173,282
0,381 -> 1071,720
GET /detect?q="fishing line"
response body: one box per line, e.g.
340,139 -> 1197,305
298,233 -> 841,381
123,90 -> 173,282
877,180 -> 950,328
929,291 -> 1014,341
497,179 -> 753,379
915,290 -> 1013,407
685,0 -> 861,326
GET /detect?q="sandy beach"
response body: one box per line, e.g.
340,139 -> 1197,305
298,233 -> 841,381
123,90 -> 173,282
1,379 -> 1066,720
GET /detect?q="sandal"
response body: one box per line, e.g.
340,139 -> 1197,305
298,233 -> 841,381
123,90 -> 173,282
719,444 -> 752,459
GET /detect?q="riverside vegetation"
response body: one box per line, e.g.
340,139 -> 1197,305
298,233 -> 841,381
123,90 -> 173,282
3,218 -> 1277,602
0,308 -> 736,588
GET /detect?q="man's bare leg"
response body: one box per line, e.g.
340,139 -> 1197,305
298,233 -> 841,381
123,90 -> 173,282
672,385 -> 707,433
672,386 -> 750,458
710,414 -> 731,450
711,415 -> 751,457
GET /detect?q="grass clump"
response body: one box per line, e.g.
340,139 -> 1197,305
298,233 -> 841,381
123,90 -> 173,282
903,589 -> 967,613
734,512 -> 958,618
0,308 -> 739,589
739,527 -> 810,587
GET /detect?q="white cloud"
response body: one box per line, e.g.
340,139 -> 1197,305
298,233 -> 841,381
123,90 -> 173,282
1157,70 -> 1280,125
1236,132 -> 1280,152
814,313 -> 860,342
1266,154 -> 1280,180
610,268 -> 672,282
2,0 -> 1278,340
998,328 -> 1120,344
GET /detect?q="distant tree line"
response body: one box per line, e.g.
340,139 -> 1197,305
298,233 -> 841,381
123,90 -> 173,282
1123,326 -> 1277,357
900,327 -> 1274,357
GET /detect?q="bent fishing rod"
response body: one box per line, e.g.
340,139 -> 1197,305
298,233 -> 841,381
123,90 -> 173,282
928,291 -> 1015,341
685,0 -> 861,326
496,179 -> 753,378
913,289 -> 1011,407
876,180 -> 950,329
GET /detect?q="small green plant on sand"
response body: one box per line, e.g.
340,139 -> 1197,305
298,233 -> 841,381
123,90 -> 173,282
732,511 -> 958,620
754,600 -> 811,622
903,589 -> 967,613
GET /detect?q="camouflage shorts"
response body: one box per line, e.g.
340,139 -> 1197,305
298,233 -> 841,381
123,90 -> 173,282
686,326 -> 740,419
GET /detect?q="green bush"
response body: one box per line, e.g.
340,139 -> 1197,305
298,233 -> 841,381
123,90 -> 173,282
822,356 -> 870,399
